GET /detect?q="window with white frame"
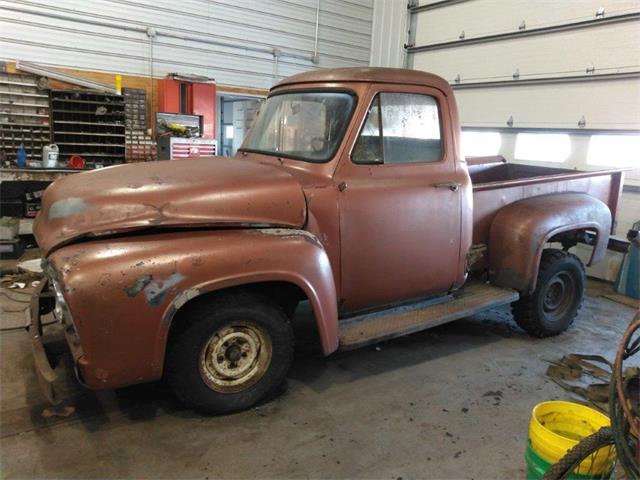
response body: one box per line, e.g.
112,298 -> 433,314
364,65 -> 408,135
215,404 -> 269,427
514,133 -> 571,163
587,134 -> 640,168
461,131 -> 501,157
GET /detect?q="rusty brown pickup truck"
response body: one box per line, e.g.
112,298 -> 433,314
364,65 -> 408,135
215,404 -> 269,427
31,68 -> 625,413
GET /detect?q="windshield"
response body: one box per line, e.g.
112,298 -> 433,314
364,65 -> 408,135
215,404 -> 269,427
239,91 -> 355,163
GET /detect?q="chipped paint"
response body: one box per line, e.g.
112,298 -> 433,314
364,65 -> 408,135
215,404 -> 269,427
125,274 -> 152,298
257,228 -> 323,248
144,273 -> 185,306
172,288 -> 201,310
48,197 -> 89,220
125,272 -> 185,305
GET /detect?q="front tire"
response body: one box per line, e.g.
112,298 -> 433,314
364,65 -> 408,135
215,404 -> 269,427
166,292 -> 294,414
512,249 -> 585,337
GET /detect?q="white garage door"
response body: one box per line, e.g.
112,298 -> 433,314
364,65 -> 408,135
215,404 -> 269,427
407,0 -> 640,190
409,0 -> 640,129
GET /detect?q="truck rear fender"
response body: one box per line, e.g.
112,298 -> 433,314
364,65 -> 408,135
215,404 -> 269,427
488,193 -> 611,294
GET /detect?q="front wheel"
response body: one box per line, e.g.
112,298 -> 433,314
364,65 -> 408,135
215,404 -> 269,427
166,292 -> 294,414
512,249 -> 585,337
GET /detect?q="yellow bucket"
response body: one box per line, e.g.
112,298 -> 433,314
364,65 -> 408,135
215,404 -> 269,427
529,401 -> 615,476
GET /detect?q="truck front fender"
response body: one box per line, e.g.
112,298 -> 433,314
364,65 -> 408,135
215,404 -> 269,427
159,229 -> 340,361
489,193 -> 611,294
47,229 -> 338,390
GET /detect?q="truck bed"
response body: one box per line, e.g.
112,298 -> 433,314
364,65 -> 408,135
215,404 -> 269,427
467,156 -> 625,257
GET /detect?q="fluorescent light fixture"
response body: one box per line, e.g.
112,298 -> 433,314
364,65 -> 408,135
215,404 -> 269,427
461,131 -> 501,157
587,134 -> 640,168
515,133 -> 571,163
224,125 -> 234,139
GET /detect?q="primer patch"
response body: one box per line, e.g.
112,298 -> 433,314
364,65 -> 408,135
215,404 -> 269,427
144,273 -> 185,306
48,197 -> 89,219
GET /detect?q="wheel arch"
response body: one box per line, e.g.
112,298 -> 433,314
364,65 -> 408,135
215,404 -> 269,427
489,193 -> 611,294
152,231 -> 340,379
163,275 -> 331,346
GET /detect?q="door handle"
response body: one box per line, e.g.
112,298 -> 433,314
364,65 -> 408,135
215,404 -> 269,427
433,182 -> 462,192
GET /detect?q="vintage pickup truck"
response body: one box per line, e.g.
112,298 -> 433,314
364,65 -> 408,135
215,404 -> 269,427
31,68 -> 624,413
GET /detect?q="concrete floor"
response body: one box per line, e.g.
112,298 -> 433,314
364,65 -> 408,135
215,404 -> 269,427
0,278 -> 637,479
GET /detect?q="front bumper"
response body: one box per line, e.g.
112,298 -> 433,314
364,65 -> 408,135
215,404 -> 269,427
29,278 -> 85,404
29,278 -> 59,404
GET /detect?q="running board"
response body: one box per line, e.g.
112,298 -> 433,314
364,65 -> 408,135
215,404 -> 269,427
338,282 -> 519,350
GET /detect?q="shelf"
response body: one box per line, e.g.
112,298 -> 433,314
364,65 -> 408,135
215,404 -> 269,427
56,142 -> 125,147
52,98 -> 125,107
54,131 -> 125,137
53,90 -> 123,98
0,111 -> 48,118
52,109 -> 123,115
0,90 -> 48,98
57,152 -> 124,158
0,123 -> 50,129
0,101 -> 48,108
0,79 -> 38,87
0,144 -> 49,151
54,120 -> 123,126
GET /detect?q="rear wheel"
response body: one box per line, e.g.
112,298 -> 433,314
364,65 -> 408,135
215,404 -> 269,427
166,292 -> 294,414
512,249 -> 585,337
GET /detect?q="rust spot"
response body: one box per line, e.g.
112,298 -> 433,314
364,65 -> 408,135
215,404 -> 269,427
256,228 -> 323,248
98,274 -> 112,288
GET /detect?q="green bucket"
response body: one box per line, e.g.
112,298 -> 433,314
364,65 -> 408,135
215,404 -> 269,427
525,442 -> 612,480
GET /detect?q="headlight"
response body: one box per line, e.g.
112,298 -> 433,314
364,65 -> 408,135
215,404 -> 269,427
43,261 -> 78,336
52,281 -> 68,322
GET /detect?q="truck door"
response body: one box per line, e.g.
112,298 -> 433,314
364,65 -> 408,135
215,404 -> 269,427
335,87 -> 464,313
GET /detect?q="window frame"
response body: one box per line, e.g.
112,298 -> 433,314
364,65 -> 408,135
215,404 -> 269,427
350,91 -> 446,166
238,88 -> 358,164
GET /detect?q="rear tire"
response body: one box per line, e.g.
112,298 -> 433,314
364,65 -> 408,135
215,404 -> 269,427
166,292 -> 294,414
512,249 -> 585,337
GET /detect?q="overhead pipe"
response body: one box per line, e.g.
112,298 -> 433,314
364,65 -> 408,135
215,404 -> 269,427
4,4 -> 317,63
15,60 -> 118,93
147,27 -> 156,113
312,0 -> 321,64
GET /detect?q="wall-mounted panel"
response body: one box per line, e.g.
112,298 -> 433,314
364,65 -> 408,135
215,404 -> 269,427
453,80 -> 640,130
369,0 -> 407,68
0,0 -> 374,90
411,21 -> 640,82
414,0 -> 639,45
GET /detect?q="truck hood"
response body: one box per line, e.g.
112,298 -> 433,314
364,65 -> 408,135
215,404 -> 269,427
34,156 -> 307,254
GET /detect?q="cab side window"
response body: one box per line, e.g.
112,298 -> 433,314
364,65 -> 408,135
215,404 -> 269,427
352,92 -> 443,165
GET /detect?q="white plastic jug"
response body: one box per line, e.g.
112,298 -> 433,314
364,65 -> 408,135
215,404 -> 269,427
42,144 -> 59,168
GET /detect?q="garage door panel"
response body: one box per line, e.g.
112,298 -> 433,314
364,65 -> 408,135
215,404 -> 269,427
412,21 -> 640,82
453,80 -> 640,130
415,0 -> 640,45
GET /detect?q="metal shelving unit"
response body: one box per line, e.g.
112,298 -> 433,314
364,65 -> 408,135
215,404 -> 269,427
0,72 -> 51,162
50,89 -> 126,165
123,88 -> 156,162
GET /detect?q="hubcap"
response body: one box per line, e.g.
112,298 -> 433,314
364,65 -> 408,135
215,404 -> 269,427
199,322 -> 272,393
542,272 -> 577,322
